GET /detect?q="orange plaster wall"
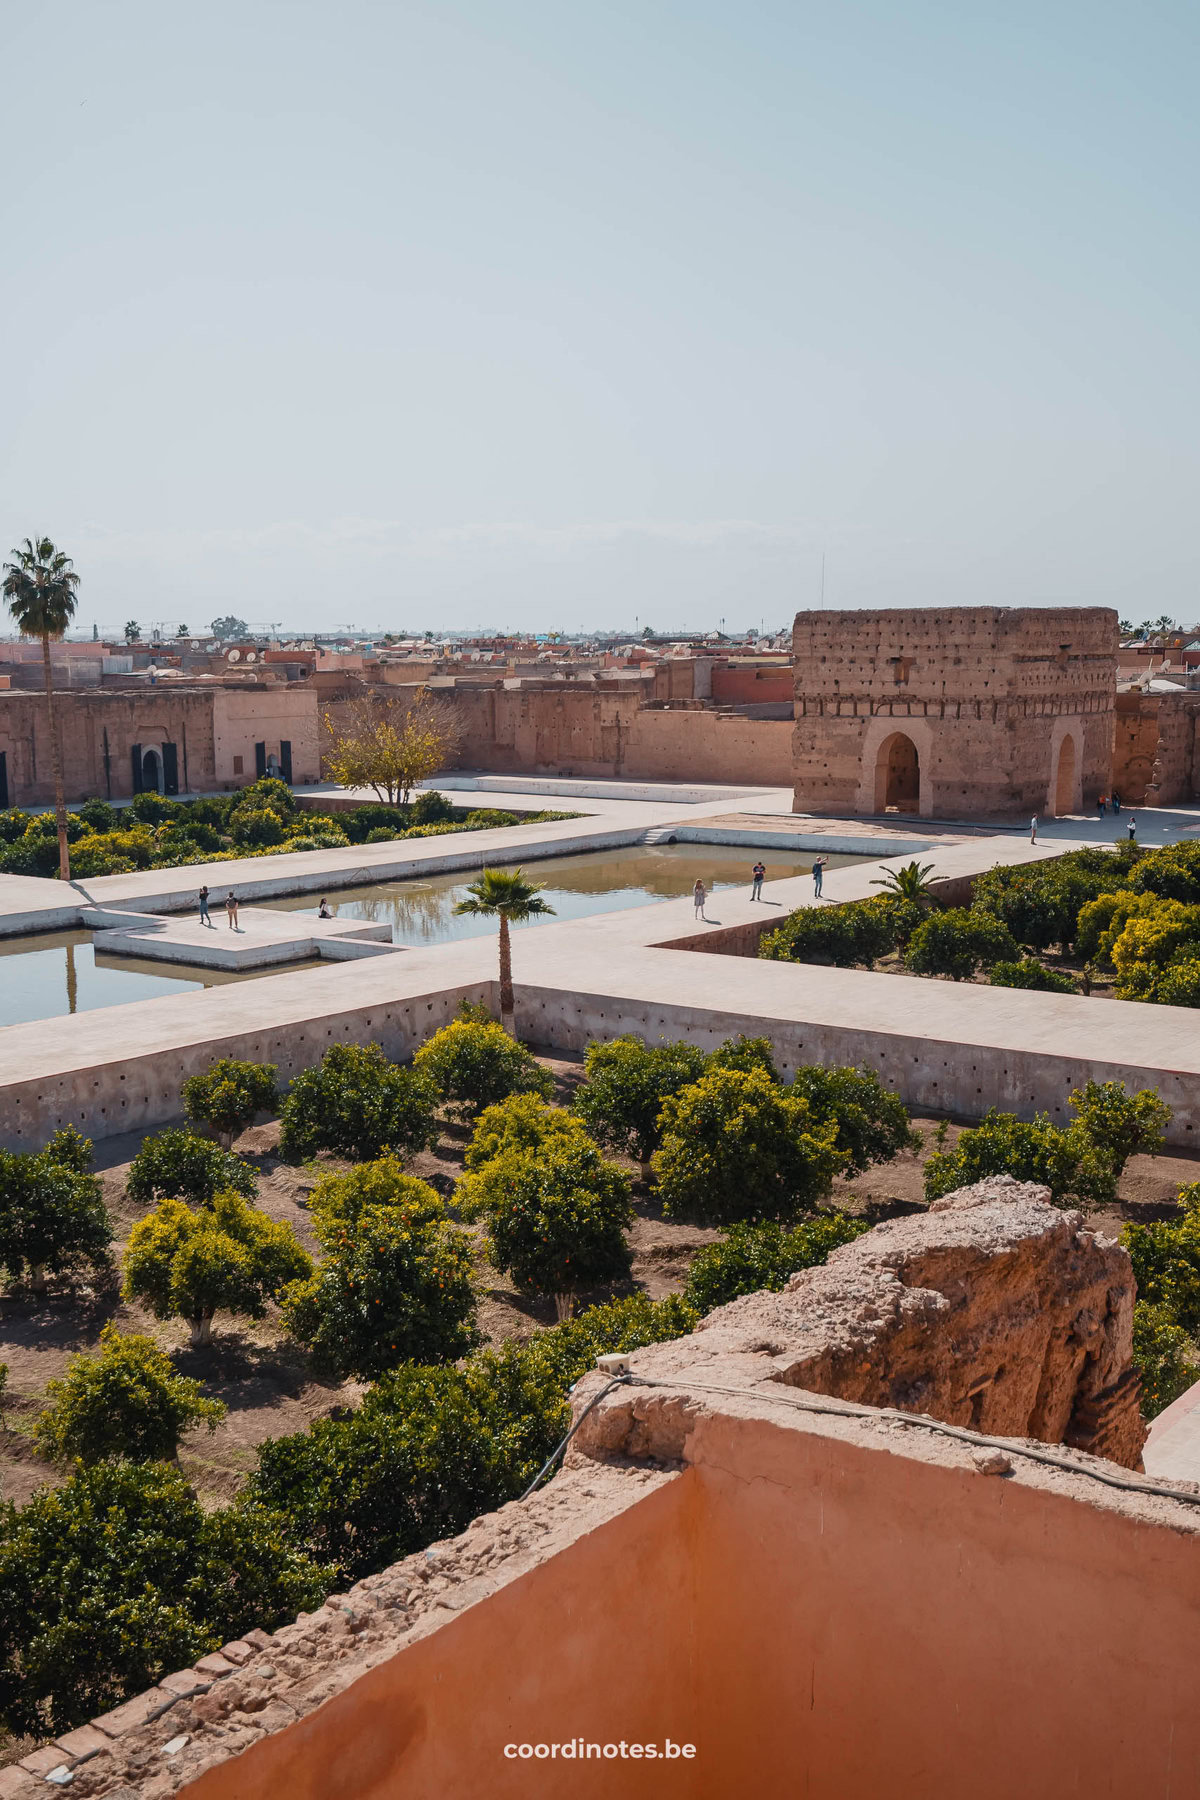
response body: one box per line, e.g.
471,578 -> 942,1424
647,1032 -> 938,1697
687,1411 -> 1200,1800
177,1475 -> 703,1800
174,1413 -> 1200,1800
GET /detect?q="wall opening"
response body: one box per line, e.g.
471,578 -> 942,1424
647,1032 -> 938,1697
875,732 -> 921,813
1053,735 -> 1077,816
140,747 -> 163,795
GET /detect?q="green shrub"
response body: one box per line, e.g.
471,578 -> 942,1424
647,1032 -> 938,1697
229,806 -> 286,848
278,1043 -> 439,1163
464,809 -> 519,827
789,1064 -> 919,1173
305,1154 -> 441,1231
43,1124 -> 95,1174
904,908 -> 1018,980
246,1293 -> 696,1585
123,1191 -> 312,1346
1075,891 -> 1134,963
988,959 -> 1078,993
706,1034 -> 780,1081
683,1213 -> 869,1314
1122,1189 -> 1200,1334
410,789 -> 454,825
128,791 -> 180,826
462,1092 -> 592,1174
24,809 -> 86,842
341,803 -> 410,843
75,797 -> 118,832
924,1109 -> 1115,1208
653,1066 -> 846,1225
1127,840 -> 1200,905
182,1058 -> 279,1148
412,1018 -> 554,1119
1153,959 -> 1200,1008
466,1140 -> 633,1317
0,808 -> 29,845
126,1129 -> 257,1207
34,1325 -> 226,1464
0,1137 -> 112,1292
1132,1301 -> 1198,1419
970,869 -> 1078,952
759,896 -> 899,968
0,1460 -> 328,1735
67,838 -> 137,877
572,1036 -> 708,1175
283,1181 -> 477,1378
0,833 -> 59,877
1069,1079 -> 1169,1175
229,777 -> 295,821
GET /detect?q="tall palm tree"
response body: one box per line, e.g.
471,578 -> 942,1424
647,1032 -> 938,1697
454,868 -> 555,1033
870,859 -> 937,905
2,537 -> 80,881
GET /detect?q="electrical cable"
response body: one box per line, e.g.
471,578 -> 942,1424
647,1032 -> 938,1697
519,1373 -> 632,1503
616,1373 -> 1200,1510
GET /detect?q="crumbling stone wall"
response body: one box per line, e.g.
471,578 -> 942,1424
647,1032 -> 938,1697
792,606 -> 1116,818
1113,688 -> 1200,806
577,1176 -> 1146,1471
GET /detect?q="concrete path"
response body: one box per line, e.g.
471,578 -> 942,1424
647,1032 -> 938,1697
1143,1379 -> 1200,1485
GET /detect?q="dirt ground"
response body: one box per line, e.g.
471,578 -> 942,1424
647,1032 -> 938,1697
1,1050 -> 1194,1510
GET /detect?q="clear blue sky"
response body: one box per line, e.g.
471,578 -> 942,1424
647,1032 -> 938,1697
1,0 -> 1196,635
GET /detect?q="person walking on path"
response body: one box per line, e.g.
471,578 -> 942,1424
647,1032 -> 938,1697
692,879 -> 707,920
198,884 -> 211,927
812,855 -> 829,898
1112,791 -> 1122,814
1128,815 -> 1138,843
1030,815 -> 1038,844
1098,794 -> 1107,817
224,892 -> 240,931
750,862 -> 766,901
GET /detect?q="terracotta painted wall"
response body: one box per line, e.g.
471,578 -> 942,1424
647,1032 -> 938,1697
175,1475 -> 702,1800
438,687 -> 792,786
0,690 -> 217,805
172,1414 -> 1200,1800
211,685 -> 321,786
688,1409 -> 1200,1799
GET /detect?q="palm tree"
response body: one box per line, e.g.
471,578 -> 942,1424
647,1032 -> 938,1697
2,537 -> 80,880
453,868 -> 555,1033
870,859 -> 937,905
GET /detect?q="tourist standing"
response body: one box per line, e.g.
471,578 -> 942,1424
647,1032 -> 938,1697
198,884 -> 211,927
225,892 -> 240,931
750,862 -> 766,901
1098,794 -> 1107,817
812,855 -> 829,897
1030,815 -> 1038,844
692,879 -> 707,920
1128,815 -> 1137,843
1112,791 -> 1122,815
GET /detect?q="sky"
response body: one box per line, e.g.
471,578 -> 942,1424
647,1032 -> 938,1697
1,0 -> 1197,636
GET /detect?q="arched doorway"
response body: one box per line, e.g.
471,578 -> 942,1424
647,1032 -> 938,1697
141,747 -> 162,795
876,732 -> 920,813
1052,734 -> 1077,817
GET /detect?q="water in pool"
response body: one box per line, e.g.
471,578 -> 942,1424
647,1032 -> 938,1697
262,843 -> 874,947
0,845 -> 874,1026
0,932 -> 319,1029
